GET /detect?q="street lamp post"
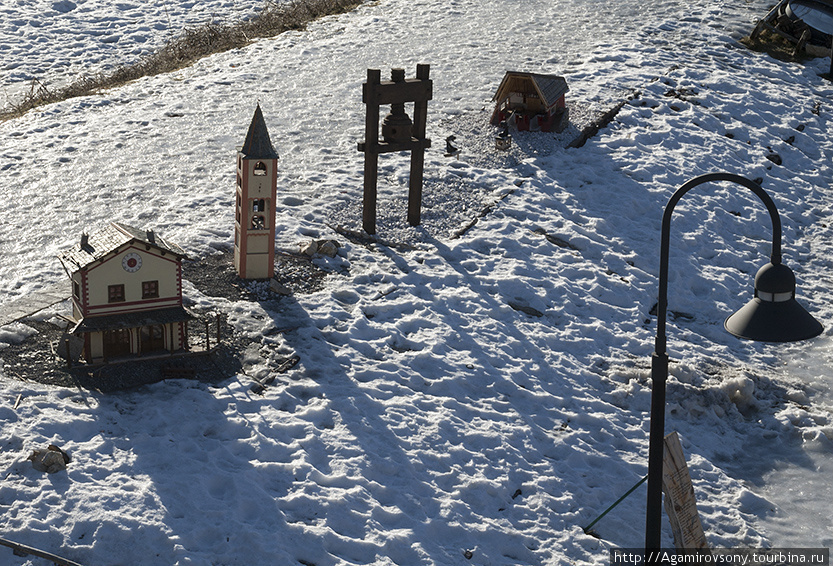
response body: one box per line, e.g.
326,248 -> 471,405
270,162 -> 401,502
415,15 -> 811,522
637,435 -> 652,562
645,173 -> 823,556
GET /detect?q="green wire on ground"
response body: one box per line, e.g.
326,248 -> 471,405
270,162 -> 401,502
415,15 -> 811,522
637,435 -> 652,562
582,474 -> 649,535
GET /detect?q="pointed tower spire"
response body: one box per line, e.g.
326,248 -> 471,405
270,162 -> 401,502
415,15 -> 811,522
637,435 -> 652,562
241,103 -> 279,160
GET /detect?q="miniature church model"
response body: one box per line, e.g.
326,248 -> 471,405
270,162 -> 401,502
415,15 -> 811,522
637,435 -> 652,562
234,104 -> 279,279
59,222 -> 190,363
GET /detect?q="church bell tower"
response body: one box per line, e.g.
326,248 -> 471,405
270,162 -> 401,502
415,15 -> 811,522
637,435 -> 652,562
234,104 -> 279,279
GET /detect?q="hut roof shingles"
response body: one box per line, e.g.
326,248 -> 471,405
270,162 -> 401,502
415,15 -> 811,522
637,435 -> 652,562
59,222 -> 186,272
493,72 -> 569,109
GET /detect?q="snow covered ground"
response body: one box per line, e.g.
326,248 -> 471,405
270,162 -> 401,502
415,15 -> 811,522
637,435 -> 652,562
1,0 -> 832,564
1,0 -> 267,109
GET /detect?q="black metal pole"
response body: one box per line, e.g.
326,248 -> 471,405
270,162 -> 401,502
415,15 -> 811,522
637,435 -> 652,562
645,351 -> 668,556
645,173 -> 782,558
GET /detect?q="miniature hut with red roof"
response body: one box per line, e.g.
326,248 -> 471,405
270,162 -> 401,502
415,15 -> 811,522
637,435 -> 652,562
490,72 -> 569,132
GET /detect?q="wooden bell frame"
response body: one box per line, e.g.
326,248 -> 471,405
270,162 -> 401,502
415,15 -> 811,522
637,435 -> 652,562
358,65 -> 432,235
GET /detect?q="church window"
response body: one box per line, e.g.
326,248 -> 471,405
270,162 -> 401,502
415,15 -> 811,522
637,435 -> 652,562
108,284 -> 125,303
251,215 -> 266,230
253,161 -> 267,176
252,199 -> 265,212
142,280 -> 159,299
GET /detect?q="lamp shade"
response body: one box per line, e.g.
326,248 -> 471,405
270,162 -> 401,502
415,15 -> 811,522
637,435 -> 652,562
725,262 -> 824,342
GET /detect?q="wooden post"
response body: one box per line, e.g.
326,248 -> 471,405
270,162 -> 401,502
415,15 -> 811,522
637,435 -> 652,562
362,69 -> 381,235
64,338 -> 71,367
828,41 -> 833,81
205,320 -> 210,351
408,64 -> 430,227
794,29 -> 811,58
216,314 -> 221,347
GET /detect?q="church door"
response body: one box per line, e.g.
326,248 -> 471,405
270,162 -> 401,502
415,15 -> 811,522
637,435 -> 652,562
140,325 -> 165,354
103,329 -> 131,358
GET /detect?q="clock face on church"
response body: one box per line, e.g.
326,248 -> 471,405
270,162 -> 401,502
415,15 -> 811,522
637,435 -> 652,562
122,252 -> 142,273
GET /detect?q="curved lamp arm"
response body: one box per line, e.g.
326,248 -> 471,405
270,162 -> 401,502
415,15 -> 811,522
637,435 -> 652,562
655,173 -> 782,356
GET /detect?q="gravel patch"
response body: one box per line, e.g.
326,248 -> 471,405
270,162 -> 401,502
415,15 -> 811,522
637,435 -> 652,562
0,250 -> 328,392
326,102 -> 605,245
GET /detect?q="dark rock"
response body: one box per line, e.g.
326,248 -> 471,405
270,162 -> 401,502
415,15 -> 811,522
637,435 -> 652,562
28,445 -> 70,473
508,301 -> 544,318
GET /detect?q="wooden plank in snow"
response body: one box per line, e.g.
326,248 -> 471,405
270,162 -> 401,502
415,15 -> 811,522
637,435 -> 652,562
0,535 -> 86,566
662,431 -> 710,551
0,281 -> 69,327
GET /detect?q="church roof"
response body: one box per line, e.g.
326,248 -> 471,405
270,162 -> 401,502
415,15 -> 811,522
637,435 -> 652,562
240,104 -> 279,160
59,222 -> 186,272
492,72 -> 569,110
